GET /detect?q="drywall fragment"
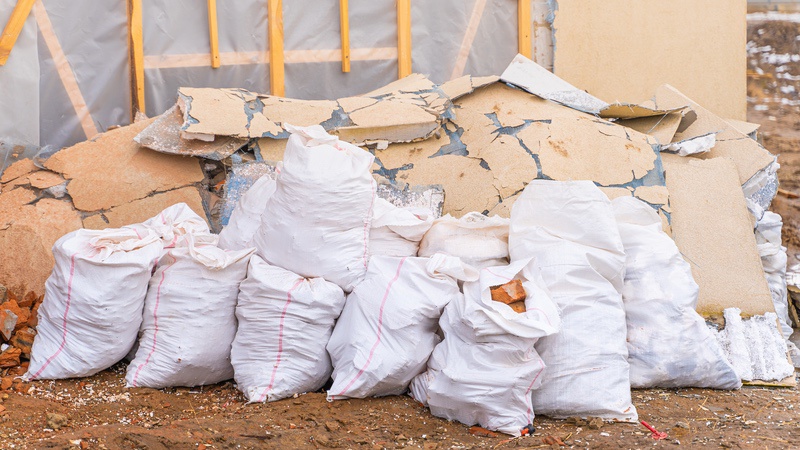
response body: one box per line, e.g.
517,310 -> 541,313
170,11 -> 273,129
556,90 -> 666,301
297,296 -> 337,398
726,119 -> 760,137
617,112 -> 683,145
0,190 -> 82,298
500,54 -> 683,118
662,154 -> 774,318
134,105 -> 247,160
471,134 -> 538,198
44,118 -> 205,212
663,133 -> 717,157
655,85 -> 775,185
599,187 -> 634,200
533,117 -> 657,186
82,187 -> 206,230
632,185 -> 669,205
27,171 -> 64,189
439,74 -> 499,100
0,158 -> 35,184
179,74 -> 453,145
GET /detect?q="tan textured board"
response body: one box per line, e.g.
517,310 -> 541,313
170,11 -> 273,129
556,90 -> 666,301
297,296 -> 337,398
44,118 -> 205,212
82,187 -> 206,230
617,112 -> 683,146
552,0 -> 747,120
654,85 -> 775,185
662,154 -> 774,318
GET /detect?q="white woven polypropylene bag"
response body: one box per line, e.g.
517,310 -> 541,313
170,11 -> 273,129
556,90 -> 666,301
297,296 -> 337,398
253,124 -> 376,292
612,196 -> 741,389
418,213 -> 509,269
509,180 -> 637,421
219,176 -> 277,251
232,255 -> 345,402
140,203 -> 210,248
327,254 -> 478,400
369,198 -> 433,257
126,234 -> 253,388
25,227 -> 163,380
409,258 -> 560,437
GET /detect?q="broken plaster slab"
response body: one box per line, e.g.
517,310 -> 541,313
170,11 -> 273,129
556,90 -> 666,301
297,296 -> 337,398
500,54 -> 684,118
439,74 -> 500,101
0,158 -> 36,185
134,105 -> 248,161
617,112 -> 683,146
44,118 -> 205,212
178,74 -> 454,146
662,154 -> 774,319
82,187 -> 206,230
654,85 -> 775,186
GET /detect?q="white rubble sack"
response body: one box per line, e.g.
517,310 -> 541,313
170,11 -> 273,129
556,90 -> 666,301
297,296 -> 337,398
410,258 -> 560,437
219,176 -> 277,251
713,308 -> 794,382
612,197 -> 741,389
232,255 -> 345,402
755,211 -> 793,339
508,180 -> 637,421
253,124 -> 376,292
327,254 -> 478,400
418,212 -> 510,269
25,227 -> 164,380
369,198 -> 433,257
140,202 -> 211,248
126,234 -> 254,388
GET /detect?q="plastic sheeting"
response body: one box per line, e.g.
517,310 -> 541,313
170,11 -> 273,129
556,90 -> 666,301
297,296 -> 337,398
1,0 -> 555,163
0,0 -> 39,172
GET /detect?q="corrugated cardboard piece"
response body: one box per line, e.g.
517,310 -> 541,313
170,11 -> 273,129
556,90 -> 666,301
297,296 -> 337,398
662,154 -> 774,319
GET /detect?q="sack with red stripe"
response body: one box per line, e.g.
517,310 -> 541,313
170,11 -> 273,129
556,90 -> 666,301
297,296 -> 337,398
25,227 -> 164,380
231,255 -> 345,402
409,258 -> 560,437
326,254 -> 478,400
125,233 -> 253,388
253,124 -> 376,292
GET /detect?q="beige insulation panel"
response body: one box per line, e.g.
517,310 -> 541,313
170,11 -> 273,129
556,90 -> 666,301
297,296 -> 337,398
552,0 -> 747,120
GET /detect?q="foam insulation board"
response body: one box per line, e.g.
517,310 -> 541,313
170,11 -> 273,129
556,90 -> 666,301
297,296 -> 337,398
654,85 -> 775,186
552,0 -> 747,121
134,105 -> 248,160
500,54 -> 684,118
662,154 -> 774,319
178,73 -> 454,145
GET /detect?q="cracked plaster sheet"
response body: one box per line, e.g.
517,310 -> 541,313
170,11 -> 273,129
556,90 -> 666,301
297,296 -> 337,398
134,105 -> 248,160
654,85 -> 776,186
178,74 -> 453,145
617,112 -> 683,145
499,54 -> 684,118
662,154 -> 774,319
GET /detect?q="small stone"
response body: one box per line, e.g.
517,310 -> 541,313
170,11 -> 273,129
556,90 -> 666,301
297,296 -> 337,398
0,377 -> 12,391
588,417 -> 604,430
46,412 -> 68,430
490,279 -> 526,304
508,301 -> 527,313
80,441 -> 89,450
675,422 -> 689,429
18,292 -> 36,309
9,327 -> 35,357
27,302 -> 40,328
324,421 -> 340,432
0,310 -> 18,340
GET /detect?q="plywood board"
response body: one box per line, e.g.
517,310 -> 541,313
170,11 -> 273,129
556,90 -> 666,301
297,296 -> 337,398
553,0 -> 747,120
662,154 -> 774,318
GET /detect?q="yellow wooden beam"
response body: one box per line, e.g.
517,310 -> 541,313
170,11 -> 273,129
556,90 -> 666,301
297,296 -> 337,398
339,0 -> 350,73
129,0 -> 145,115
208,0 -> 220,68
396,0 -> 411,78
0,0 -> 36,66
517,0 -> 532,58
268,0 -> 285,97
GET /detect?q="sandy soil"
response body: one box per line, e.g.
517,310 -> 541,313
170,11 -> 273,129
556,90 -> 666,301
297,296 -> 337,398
1,15 -> 800,450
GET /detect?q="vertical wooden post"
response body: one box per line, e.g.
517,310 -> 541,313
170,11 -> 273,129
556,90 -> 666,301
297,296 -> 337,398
208,0 -> 220,68
0,0 -> 36,66
268,0 -> 285,96
339,0 -> 350,72
517,0 -> 532,58
128,0 -> 146,115
396,0 -> 411,79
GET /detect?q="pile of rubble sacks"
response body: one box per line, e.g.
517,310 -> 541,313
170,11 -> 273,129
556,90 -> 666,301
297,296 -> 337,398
0,55 -> 796,436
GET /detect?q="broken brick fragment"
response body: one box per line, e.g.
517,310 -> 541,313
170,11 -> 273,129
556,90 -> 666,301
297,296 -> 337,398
18,292 -> 36,309
10,327 -> 35,357
0,377 -> 11,390
0,300 -> 27,331
0,309 -> 18,341
490,279 -> 526,304
27,302 -> 40,328
0,347 -> 21,368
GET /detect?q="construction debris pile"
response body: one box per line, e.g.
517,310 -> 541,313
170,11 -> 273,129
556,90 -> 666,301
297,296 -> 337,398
0,55 -> 798,436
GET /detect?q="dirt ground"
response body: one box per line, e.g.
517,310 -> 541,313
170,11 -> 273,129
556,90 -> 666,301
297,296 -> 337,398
3,14 -> 800,450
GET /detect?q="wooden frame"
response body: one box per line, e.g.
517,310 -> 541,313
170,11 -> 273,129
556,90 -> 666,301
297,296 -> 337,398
339,0 -> 350,72
396,0 -> 411,78
267,0 -> 285,96
0,0 -> 36,66
208,0 -> 220,68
